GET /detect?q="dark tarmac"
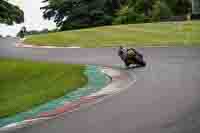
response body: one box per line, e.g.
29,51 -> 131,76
1,38 -> 200,133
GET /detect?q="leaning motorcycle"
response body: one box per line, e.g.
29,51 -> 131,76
119,48 -> 146,68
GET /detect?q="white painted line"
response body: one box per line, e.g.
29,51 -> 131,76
20,38 -> 26,41
91,67 -> 136,97
15,43 -> 81,49
0,118 -> 49,132
140,46 -> 171,48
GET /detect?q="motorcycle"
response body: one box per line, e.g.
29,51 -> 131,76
118,47 -> 146,68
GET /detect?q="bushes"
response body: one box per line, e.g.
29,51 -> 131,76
114,0 -> 191,25
113,5 -> 149,24
42,0 -> 191,30
60,10 -> 113,30
151,0 -> 173,21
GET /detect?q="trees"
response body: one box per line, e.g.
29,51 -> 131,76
164,0 -> 191,15
0,0 -> 24,25
114,0 -> 191,24
41,0 -> 126,30
175,0 -> 191,15
41,0 -> 191,29
151,0 -> 172,21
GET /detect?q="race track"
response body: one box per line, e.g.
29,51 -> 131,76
1,38 -> 200,133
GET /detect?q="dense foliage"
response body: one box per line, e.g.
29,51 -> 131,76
41,0 -> 127,30
0,0 -> 24,25
114,0 -> 191,24
41,0 -> 191,30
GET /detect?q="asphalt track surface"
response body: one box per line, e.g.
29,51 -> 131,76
1,38 -> 200,133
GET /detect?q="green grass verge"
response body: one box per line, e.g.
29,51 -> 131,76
25,21 -> 200,47
0,58 -> 87,118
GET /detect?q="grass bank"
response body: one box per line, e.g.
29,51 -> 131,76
0,58 -> 87,118
25,21 -> 200,47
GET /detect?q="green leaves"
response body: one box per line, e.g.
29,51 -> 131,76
41,0 -> 124,30
151,0 -> 173,21
41,0 -> 191,29
0,0 -> 24,25
114,0 -> 191,24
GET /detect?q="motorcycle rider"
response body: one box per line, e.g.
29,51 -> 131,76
118,45 -> 146,68
18,26 -> 26,38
